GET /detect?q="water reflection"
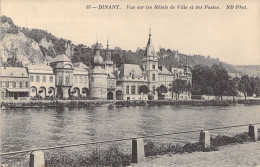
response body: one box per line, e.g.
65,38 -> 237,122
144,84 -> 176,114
1,104 -> 260,165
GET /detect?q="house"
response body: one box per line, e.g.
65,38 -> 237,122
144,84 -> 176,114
0,67 -> 29,100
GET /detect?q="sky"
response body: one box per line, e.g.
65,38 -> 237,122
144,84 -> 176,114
1,0 -> 260,65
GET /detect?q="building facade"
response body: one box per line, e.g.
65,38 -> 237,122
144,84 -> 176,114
28,64 -> 55,98
0,67 -> 29,100
0,30 -> 192,101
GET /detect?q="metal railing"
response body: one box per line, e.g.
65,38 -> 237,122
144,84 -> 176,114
1,122 -> 260,156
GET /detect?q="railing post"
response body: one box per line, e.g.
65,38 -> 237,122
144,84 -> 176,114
199,130 -> 210,148
132,138 -> 145,163
249,125 -> 258,141
29,150 -> 45,167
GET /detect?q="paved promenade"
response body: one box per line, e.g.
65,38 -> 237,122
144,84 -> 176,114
133,141 -> 260,167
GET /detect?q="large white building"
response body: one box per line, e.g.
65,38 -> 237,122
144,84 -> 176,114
28,64 -> 55,98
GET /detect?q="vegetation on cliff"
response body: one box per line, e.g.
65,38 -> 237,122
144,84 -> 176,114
1,15 -> 241,73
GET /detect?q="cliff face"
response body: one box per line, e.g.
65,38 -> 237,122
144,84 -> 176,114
0,31 -> 45,66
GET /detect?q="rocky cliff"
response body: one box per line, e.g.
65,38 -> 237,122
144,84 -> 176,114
0,32 -> 45,66
0,16 -> 46,66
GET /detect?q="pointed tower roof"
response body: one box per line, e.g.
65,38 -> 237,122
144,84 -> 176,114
106,39 -> 109,49
145,28 -> 156,58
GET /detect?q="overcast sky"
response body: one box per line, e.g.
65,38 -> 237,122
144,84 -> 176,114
1,0 -> 259,65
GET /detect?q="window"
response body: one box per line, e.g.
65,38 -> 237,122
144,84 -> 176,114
79,76 -> 83,84
131,86 -> 136,94
84,77 -> 88,84
152,74 -> 156,81
65,76 -> 70,84
153,65 -> 155,70
42,76 -> 46,82
25,82 -> 29,88
50,76 -> 53,83
19,82 -> 22,88
137,86 -> 140,94
36,76 -> 40,82
30,76 -> 34,82
6,82 -> 9,88
126,86 -> 129,94
144,65 -> 146,70
74,76 -> 78,83
152,86 -> 156,94
13,82 -> 16,88
58,77 -> 62,84
132,73 -> 135,79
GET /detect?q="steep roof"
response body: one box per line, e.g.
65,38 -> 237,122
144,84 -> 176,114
158,66 -> 173,75
28,64 -> 53,74
0,67 -> 28,77
50,54 -> 70,63
144,30 -> 156,58
119,64 -> 143,78
73,62 -> 89,70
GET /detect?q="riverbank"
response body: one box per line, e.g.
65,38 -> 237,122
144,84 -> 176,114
42,132 -> 259,166
133,141 -> 260,167
1,99 -> 260,109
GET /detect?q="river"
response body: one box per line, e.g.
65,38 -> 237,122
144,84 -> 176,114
1,104 -> 259,165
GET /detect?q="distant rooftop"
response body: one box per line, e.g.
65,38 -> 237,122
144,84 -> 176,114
50,54 -> 70,63
119,64 -> 143,78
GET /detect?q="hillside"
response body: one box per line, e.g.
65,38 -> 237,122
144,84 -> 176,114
234,65 -> 260,77
0,15 -> 252,75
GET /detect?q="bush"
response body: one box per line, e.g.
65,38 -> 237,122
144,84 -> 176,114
144,139 -> 218,157
211,132 -> 253,147
45,145 -> 131,167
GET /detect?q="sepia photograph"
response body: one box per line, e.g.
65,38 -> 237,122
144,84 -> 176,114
0,0 -> 260,166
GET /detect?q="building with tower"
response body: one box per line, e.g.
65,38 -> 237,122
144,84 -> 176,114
142,28 -> 159,100
104,40 -> 117,100
1,29 -> 192,101
89,42 -> 108,99
49,54 -> 74,99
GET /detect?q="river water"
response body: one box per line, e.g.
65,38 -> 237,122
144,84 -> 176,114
1,104 -> 260,165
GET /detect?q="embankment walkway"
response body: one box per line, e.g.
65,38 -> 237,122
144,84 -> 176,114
133,141 -> 260,167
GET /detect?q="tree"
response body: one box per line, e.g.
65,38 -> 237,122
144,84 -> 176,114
254,77 -> 260,97
156,85 -> 168,100
226,77 -> 240,102
169,79 -> 186,100
239,75 -> 251,100
139,85 -> 149,100
210,64 -> 230,100
91,43 -> 103,50
191,64 -> 213,95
